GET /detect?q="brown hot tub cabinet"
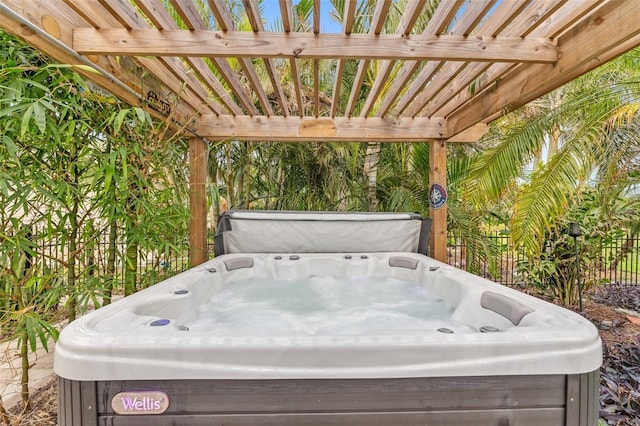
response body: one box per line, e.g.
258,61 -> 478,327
55,211 -> 601,425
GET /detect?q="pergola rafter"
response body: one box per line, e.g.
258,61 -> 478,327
74,30 -> 559,63
4,0 -> 637,138
2,0 -> 640,265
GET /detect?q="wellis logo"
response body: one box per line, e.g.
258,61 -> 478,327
111,391 -> 170,415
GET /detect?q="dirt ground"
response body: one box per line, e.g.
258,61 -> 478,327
2,299 -> 639,425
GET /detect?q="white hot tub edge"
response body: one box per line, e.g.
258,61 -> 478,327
53,252 -> 602,381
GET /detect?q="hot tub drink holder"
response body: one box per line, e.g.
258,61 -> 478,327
56,210 -> 601,425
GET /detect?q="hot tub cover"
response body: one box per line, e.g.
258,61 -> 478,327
214,210 -> 431,255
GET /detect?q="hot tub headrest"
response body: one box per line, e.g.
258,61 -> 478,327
214,210 -> 432,255
480,291 -> 535,326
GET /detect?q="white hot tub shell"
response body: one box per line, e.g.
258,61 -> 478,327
55,211 -> 602,426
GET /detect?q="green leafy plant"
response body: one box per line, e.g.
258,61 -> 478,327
0,225 -> 64,411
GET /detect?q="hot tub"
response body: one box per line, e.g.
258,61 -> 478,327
55,211 -> 601,425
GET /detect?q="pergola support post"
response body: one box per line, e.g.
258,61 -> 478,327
189,137 -> 208,266
429,139 -> 447,263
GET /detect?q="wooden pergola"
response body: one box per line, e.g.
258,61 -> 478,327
2,0 -> 640,265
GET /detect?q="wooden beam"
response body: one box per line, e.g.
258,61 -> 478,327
419,62 -> 491,118
407,0 -> 530,118
423,0 -> 598,119
72,29 -> 559,63
449,0 -> 640,135
170,0 -> 259,116
375,0 -> 464,117
429,139 -> 447,263
0,0 -> 195,124
243,0 -> 290,116
313,59 -> 319,117
134,0 -> 242,115
359,0 -> 426,117
98,0 -> 223,116
342,0 -> 357,34
194,116 -> 448,142
189,137 -> 208,266
404,62 -> 466,117
447,123 -> 488,143
330,0 -> 357,117
208,0 -> 273,116
394,0 -> 499,117
279,0 -> 304,117
313,0 -> 320,34
345,1 -> 391,116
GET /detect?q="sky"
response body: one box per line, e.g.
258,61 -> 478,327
260,0 -> 343,33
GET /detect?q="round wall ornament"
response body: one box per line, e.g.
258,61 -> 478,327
429,183 -> 447,209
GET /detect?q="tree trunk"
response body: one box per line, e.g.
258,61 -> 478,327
208,160 -> 219,232
225,143 -> 235,208
11,241 -> 31,409
276,162 -> 285,210
67,144 -> 81,321
609,234 -> 635,271
363,143 -> 381,212
123,219 -> 138,297
123,186 -> 138,296
103,218 -> 117,305
244,167 -> 251,209
67,203 -> 78,321
546,125 -> 560,163
20,330 -> 29,410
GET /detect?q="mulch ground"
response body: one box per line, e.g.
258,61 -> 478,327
582,299 -> 640,349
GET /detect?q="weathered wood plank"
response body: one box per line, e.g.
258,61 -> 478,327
359,0 -> 426,117
71,29 -> 559,63
394,0 -> 504,118
0,0 -> 193,124
61,372 -> 602,426
430,0 -> 602,119
429,139 -> 448,262
448,0 -> 640,136
447,123 -> 489,143
189,137 -> 208,266
94,0 -> 223,116
566,371 -> 600,426
344,1 -> 390,117
208,0 -> 273,115
169,0 -> 259,116
194,115 -> 448,142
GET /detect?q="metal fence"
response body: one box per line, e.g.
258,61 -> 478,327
447,232 -> 526,286
448,231 -> 640,287
598,233 -> 640,285
29,228 -> 640,293
34,228 -> 198,292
